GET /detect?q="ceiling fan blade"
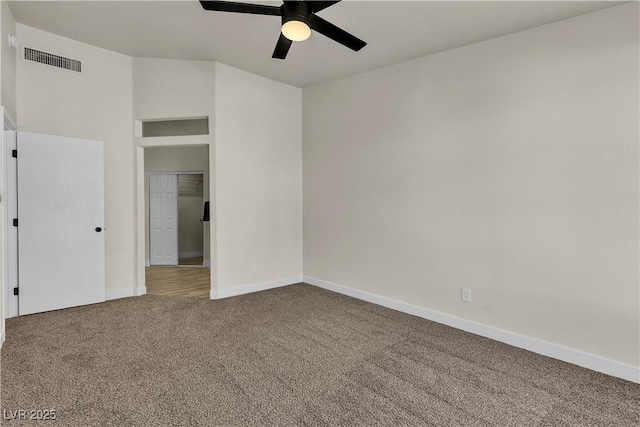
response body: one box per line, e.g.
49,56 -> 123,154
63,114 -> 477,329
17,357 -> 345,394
303,1 -> 341,13
199,1 -> 281,16
309,14 -> 366,51
272,33 -> 293,59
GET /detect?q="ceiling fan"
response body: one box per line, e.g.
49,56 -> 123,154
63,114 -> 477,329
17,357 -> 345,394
199,1 -> 366,59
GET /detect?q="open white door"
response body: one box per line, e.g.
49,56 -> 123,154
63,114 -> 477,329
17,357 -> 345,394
17,132 -> 105,315
149,174 -> 178,266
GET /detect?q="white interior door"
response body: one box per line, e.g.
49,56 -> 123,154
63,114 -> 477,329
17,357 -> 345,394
17,131 -> 105,315
149,174 -> 178,266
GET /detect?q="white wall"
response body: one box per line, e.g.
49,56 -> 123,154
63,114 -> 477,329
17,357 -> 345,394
0,3 -> 6,345
144,146 -> 209,263
133,58 -> 215,122
214,62 -> 302,291
0,2 -> 17,338
0,107 -> 5,345
16,25 -> 137,295
134,58 -> 215,268
1,0 -> 16,121
303,2 -> 639,373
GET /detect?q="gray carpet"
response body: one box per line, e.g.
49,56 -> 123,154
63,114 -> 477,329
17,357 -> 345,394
1,284 -> 638,426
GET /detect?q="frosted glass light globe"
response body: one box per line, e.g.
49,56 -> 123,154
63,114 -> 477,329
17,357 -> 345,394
282,20 -> 311,42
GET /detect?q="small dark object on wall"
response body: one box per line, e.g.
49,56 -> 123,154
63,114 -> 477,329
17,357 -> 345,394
203,201 -> 210,222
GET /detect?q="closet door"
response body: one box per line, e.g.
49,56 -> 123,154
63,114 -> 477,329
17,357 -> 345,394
149,174 -> 178,266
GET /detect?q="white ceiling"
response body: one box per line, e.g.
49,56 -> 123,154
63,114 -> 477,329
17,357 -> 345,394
8,0 -> 625,87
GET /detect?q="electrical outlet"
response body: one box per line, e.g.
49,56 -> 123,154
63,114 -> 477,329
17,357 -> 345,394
461,288 -> 472,303
272,261 -> 279,270
251,263 -> 258,273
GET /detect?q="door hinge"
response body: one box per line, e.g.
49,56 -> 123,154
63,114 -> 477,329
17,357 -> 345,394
13,287 -> 18,296
11,149 -> 17,158
12,218 -> 18,227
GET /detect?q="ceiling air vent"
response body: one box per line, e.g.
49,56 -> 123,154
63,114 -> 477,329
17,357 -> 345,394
24,47 -> 81,73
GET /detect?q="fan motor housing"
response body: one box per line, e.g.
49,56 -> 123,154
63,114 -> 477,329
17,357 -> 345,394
281,1 -> 311,25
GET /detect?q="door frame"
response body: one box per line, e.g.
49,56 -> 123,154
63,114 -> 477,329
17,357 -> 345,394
147,171 -> 204,266
135,137 -> 216,298
1,108 -> 17,344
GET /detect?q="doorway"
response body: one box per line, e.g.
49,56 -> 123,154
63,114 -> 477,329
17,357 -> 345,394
143,146 -> 210,297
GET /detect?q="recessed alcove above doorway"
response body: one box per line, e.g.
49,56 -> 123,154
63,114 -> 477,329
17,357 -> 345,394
135,117 -> 209,138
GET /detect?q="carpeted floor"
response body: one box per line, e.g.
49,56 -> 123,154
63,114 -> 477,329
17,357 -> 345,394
1,284 -> 638,426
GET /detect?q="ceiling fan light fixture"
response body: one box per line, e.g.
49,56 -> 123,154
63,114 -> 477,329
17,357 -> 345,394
282,20 -> 311,42
199,1 -> 367,60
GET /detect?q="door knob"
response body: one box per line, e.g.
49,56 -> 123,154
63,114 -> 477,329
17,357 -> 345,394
95,227 -> 102,232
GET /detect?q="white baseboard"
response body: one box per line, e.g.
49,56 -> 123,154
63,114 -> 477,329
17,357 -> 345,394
211,276 -> 303,300
303,276 -> 640,384
106,286 -> 146,301
0,331 -> 4,348
179,251 -> 203,259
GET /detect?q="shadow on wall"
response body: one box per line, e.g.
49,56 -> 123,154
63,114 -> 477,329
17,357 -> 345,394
178,173 -> 204,262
